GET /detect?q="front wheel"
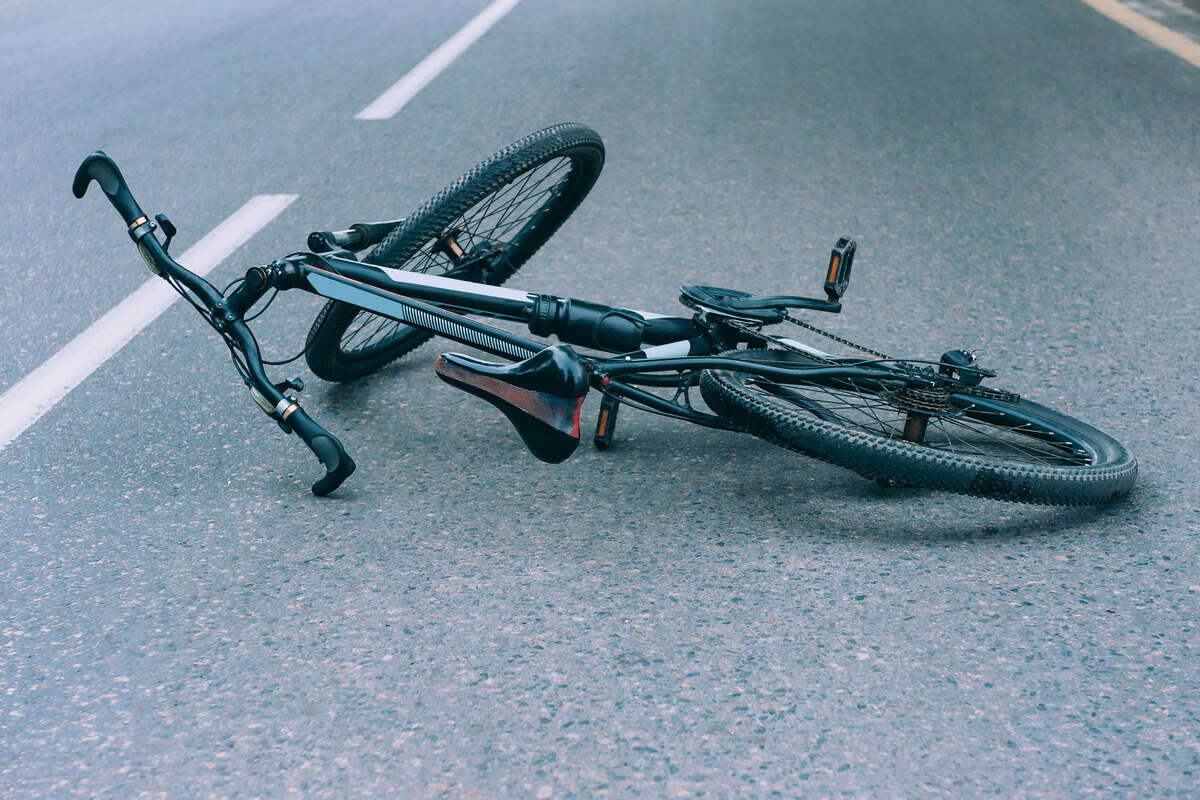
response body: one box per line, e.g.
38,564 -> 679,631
305,123 -> 605,382
699,349 -> 1137,505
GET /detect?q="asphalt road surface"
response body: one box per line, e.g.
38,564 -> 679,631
2,0 -> 1198,796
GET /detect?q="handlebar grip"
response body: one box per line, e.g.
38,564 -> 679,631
73,151 -> 146,226
285,407 -> 356,496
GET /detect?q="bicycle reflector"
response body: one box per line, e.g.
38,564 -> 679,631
824,237 -> 855,302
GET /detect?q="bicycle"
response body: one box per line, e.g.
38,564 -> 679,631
73,123 -> 1137,504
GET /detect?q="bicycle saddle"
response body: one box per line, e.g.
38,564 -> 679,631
434,344 -> 590,463
679,286 -> 840,321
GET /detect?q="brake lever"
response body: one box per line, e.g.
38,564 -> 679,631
154,214 -> 177,253
273,376 -> 305,394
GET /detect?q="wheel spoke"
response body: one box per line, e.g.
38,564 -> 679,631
744,372 -> 1090,468
337,157 -> 577,355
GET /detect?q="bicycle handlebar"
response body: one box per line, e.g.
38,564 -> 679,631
73,151 -> 146,227
73,151 -> 357,496
221,313 -> 356,496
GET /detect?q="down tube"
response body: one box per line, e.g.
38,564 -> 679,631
304,268 -> 542,361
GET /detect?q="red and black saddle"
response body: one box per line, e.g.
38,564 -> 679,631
434,345 -> 591,463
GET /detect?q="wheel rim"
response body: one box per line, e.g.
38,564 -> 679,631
743,374 -> 1096,468
337,156 -> 577,357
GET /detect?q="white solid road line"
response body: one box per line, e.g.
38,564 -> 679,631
355,0 -> 523,120
0,194 -> 298,451
1081,0 -> 1200,68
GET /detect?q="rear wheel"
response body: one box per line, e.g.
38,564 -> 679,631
306,123 -> 605,382
700,349 -> 1137,505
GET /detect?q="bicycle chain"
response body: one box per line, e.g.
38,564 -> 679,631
782,313 -> 892,360
716,315 -> 1019,404
718,315 -> 889,362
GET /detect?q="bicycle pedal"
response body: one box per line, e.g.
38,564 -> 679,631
593,393 -> 621,449
824,237 -> 855,303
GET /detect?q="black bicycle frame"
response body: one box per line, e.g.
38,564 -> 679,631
249,255 -> 736,428
73,150 -> 915,495
276,255 -> 916,426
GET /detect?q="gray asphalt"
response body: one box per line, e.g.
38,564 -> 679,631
2,0 -> 1198,796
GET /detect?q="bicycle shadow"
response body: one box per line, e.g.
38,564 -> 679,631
310,371 -> 1146,544
591,424 -> 1146,544
746,473 -> 1146,544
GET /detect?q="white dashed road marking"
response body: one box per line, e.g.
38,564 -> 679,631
355,0 -> 523,120
0,194 -> 297,450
